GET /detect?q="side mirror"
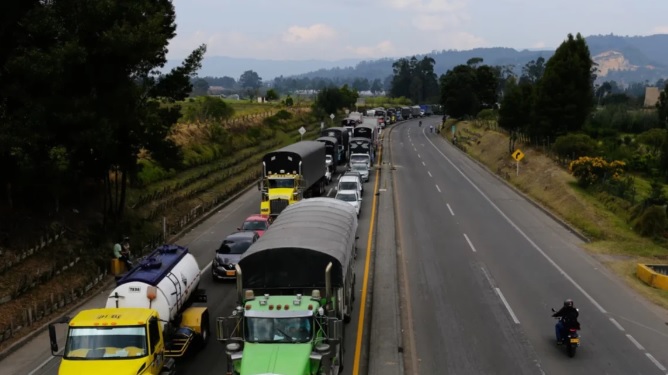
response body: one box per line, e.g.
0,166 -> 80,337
49,324 -> 59,354
237,227 -> 241,231
359,198 -> 363,201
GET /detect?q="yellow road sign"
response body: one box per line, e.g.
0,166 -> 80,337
512,149 -> 524,161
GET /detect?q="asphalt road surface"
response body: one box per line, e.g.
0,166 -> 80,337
391,120 -> 668,374
13,163 -> 377,375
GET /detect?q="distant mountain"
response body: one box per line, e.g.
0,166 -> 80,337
175,34 -> 668,85
163,56 -> 363,81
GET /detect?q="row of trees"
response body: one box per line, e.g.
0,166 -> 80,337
389,56 -> 440,104
0,1 -> 205,226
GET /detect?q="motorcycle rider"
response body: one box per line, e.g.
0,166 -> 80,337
552,299 -> 580,344
419,120 -> 422,127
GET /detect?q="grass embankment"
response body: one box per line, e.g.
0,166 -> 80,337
0,103 -> 322,350
445,120 -> 668,309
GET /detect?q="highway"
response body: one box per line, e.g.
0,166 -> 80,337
11,163 -> 377,375
8,119 -> 668,375
390,120 -> 668,374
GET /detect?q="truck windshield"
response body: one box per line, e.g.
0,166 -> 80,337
351,164 -> 367,171
268,179 -> 294,188
64,326 -> 147,359
245,317 -> 312,343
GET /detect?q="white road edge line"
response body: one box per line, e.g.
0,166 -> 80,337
423,135 -> 608,314
422,161 -> 426,166
446,203 -> 454,216
463,233 -> 477,252
28,349 -> 63,375
427,171 -> 432,178
645,353 -> 667,371
626,334 -> 645,350
495,288 -> 520,324
609,317 -> 625,331
435,185 -> 442,193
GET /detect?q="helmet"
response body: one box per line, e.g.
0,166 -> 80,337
564,299 -> 574,307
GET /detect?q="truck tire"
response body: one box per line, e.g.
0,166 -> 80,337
199,311 -> 210,348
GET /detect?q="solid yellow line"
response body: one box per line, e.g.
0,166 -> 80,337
352,138 -> 383,375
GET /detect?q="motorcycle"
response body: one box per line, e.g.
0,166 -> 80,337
552,308 -> 580,357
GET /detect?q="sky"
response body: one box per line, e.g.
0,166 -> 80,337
167,0 -> 668,61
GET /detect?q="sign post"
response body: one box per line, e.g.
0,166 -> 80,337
299,126 -> 306,141
329,113 -> 335,125
511,149 -> 525,176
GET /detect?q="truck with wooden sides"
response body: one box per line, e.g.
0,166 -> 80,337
48,244 -> 209,375
217,198 -> 359,375
260,141 -> 327,217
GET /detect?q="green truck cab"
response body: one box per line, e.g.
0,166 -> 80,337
217,198 -> 358,375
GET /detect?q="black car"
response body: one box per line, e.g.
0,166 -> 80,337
212,231 -> 259,280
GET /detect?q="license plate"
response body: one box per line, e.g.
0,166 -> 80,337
570,338 -> 579,344
226,270 -> 235,276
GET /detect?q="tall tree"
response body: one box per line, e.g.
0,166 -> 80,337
239,70 -> 262,100
0,0 -> 205,224
658,83 -> 668,127
532,33 -> 595,141
520,57 -> 546,84
498,78 -> 534,153
439,65 -> 479,118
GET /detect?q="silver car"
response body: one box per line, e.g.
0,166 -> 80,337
335,190 -> 361,217
349,163 -> 369,182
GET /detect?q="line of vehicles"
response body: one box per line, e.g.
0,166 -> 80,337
45,113 -> 382,375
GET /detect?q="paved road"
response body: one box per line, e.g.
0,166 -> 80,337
6,163 -> 378,375
391,119 -> 668,374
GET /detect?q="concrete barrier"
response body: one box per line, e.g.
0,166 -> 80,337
636,264 -> 668,290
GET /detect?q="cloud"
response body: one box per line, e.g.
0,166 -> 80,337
652,25 -> 668,34
168,24 -> 339,60
532,41 -> 546,49
282,24 -> 337,44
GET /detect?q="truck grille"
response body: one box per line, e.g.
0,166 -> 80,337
270,199 -> 289,214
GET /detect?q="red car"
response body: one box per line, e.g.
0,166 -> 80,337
238,215 -> 271,237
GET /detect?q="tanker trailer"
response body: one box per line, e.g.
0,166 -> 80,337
48,244 -> 209,374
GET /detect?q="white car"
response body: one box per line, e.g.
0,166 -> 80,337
337,175 -> 362,197
349,163 -> 369,182
335,190 -> 361,217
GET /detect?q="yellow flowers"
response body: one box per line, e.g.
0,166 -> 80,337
569,156 -> 626,187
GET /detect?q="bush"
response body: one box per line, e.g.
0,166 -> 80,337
633,205 -> 668,238
569,156 -> 625,187
553,133 -> 598,160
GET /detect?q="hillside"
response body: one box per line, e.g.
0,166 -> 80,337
184,34 -> 668,85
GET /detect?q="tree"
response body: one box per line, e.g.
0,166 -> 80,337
498,77 -> 534,153
532,33 -> 595,142
191,78 -> 210,96
658,83 -> 668,127
439,65 -> 479,118
475,65 -> 499,108
314,86 -> 344,115
352,77 -> 370,92
370,79 -> 383,94
0,0 -> 205,225
239,70 -> 262,101
521,57 -> 546,84
182,96 -> 234,123
265,89 -> 279,101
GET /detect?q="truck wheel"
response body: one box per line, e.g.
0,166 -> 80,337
200,311 -> 210,348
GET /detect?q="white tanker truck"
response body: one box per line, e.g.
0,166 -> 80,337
48,244 -> 209,375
